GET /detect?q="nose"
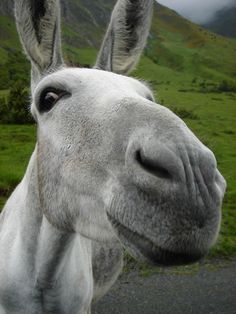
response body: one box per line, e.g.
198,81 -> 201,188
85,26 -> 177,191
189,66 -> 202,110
125,136 -> 186,195
125,134 -> 225,198
134,145 -> 184,182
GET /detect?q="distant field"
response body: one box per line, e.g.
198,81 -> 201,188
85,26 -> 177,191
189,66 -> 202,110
0,55 -> 235,258
134,58 -> 236,257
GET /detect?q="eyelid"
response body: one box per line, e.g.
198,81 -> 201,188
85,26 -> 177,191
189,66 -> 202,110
41,89 -> 69,99
40,87 -> 69,98
34,82 -> 71,105
38,86 -> 70,100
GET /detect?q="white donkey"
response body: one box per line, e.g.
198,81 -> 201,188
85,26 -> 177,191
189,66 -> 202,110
0,0 -> 226,313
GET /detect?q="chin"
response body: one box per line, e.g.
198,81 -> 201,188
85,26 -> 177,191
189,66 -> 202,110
107,184 -> 221,267
116,221 -> 205,266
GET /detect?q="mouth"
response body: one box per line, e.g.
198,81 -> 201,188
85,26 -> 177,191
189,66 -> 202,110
108,215 -> 203,266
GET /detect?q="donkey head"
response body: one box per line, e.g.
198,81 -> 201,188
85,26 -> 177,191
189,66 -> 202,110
15,0 -> 226,265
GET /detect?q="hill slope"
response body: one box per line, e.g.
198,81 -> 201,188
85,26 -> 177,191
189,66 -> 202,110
147,3 -> 236,83
0,0 -> 236,90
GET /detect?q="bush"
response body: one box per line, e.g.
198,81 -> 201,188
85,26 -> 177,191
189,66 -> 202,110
217,80 -> 236,93
0,81 -> 34,124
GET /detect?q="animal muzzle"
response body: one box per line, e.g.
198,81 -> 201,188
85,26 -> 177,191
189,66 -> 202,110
125,130 -> 226,258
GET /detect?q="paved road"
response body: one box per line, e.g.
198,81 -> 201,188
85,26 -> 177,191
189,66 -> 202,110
92,259 -> 236,314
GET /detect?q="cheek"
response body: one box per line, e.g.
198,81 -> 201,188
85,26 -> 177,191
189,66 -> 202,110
38,152 -> 116,240
64,167 -> 116,240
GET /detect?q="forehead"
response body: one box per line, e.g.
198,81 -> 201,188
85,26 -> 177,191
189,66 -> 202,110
35,67 -> 151,96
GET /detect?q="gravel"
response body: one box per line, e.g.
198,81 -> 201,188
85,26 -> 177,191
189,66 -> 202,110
92,259 -> 236,314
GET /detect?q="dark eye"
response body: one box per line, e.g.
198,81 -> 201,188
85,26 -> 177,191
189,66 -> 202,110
39,90 -> 68,113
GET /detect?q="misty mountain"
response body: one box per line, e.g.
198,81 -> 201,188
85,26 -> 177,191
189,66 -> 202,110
203,5 -> 236,38
0,0 -> 13,16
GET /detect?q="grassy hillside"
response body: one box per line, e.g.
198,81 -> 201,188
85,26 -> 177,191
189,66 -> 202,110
0,1 -> 236,90
148,3 -> 236,85
0,1 -> 235,258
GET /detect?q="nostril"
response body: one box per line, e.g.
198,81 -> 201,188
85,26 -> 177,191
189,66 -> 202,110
135,150 -> 172,179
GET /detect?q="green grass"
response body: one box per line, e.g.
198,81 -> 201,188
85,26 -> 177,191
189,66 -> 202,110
0,0 -> 235,279
163,93 -> 236,257
63,45 -> 97,66
0,15 -> 22,53
134,57 -> 236,258
124,253 -> 233,277
0,3 -> 235,258
0,89 -> 9,101
0,125 -> 36,208
0,53 -> 235,259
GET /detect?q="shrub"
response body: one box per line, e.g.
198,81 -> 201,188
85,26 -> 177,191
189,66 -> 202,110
0,81 -> 33,124
217,80 -> 236,93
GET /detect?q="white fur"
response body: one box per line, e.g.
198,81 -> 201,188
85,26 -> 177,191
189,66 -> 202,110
0,1 -> 226,313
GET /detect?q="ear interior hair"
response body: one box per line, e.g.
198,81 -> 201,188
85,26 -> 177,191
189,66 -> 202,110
14,0 -> 64,88
95,0 -> 153,75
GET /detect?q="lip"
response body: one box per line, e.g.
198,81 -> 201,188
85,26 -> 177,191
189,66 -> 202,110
108,215 -> 204,266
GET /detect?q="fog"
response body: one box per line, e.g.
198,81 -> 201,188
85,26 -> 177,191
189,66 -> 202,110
157,0 -> 236,24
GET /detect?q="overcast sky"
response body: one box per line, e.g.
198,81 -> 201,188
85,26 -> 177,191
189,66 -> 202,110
157,0 -> 236,24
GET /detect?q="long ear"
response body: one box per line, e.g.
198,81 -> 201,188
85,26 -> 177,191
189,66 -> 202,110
14,0 -> 64,89
95,0 -> 153,75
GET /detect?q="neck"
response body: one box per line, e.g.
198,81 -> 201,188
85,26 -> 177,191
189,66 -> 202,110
35,217 -> 73,290
0,147 -> 93,312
